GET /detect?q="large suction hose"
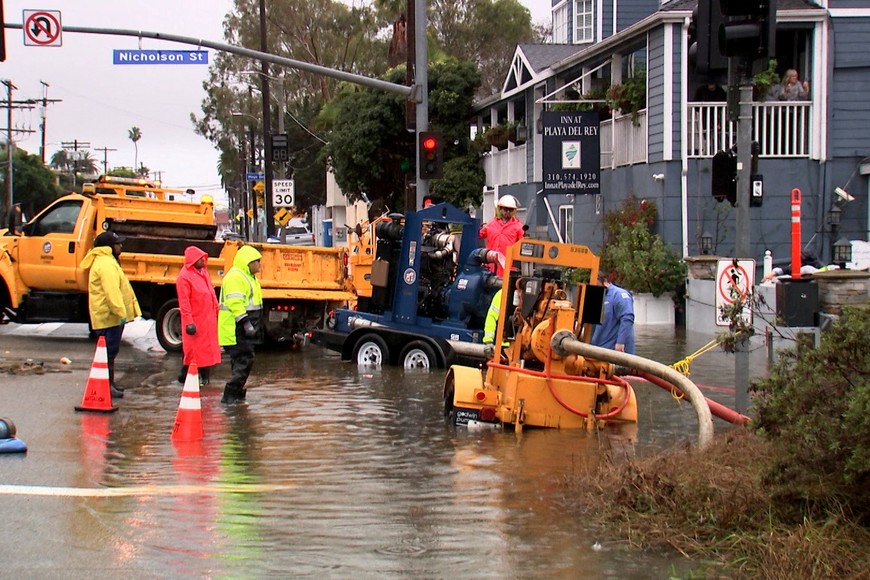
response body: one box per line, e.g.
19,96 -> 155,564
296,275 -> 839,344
550,330 -> 714,448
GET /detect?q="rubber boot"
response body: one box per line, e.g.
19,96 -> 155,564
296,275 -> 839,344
178,365 -> 188,384
221,386 -> 246,405
199,366 -> 210,387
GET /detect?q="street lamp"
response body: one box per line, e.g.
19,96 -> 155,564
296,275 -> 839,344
700,232 -> 713,255
833,238 -> 852,269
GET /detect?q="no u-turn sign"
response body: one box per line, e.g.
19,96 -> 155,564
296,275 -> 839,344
23,10 -> 63,47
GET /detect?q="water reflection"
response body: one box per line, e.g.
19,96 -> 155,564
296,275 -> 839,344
69,327 -> 757,576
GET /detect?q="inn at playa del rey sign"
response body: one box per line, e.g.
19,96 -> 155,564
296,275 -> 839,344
541,111 -> 601,196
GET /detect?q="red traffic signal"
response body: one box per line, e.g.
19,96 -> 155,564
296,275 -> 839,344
418,131 -> 443,179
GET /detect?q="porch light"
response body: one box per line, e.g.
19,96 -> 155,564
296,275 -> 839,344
827,204 -> 842,227
701,232 -> 713,255
833,238 -> 852,268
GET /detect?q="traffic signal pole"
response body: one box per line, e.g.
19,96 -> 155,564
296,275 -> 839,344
734,76 -> 753,415
414,0 -> 429,210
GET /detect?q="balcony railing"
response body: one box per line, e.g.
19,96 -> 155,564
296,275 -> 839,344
481,143 -> 527,187
600,110 -> 648,168
687,101 -> 811,158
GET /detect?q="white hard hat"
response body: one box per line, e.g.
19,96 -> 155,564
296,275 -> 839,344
496,195 -> 519,209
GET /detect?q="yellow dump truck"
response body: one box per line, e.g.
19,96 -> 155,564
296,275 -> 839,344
0,176 -> 354,352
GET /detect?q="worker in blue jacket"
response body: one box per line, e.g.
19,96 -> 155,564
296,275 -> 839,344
591,270 -> 636,354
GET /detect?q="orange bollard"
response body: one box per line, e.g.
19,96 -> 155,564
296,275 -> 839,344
74,336 -> 119,413
172,364 -> 204,442
791,188 -> 802,280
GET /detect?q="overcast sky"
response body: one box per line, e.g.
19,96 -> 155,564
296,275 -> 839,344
2,0 -> 551,207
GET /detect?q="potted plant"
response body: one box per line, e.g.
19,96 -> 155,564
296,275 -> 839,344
752,58 -> 779,101
599,196 -> 688,324
482,122 -> 517,150
606,72 -> 647,125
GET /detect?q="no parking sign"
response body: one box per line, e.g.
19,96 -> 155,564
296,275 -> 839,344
715,259 -> 755,326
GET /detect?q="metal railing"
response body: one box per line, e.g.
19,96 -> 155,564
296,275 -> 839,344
687,101 -> 811,158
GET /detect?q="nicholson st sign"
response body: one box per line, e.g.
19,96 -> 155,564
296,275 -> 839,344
113,50 -> 209,65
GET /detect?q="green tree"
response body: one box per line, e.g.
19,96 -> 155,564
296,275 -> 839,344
128,127 -> 142,170
321,60 -> 481,211
1,147 -> 61,221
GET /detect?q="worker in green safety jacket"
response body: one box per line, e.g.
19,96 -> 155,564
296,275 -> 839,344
482,289 -> 502,360
218,245 -> 263,404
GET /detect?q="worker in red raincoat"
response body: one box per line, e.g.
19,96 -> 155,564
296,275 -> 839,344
479,195 -> 524,276
176,245 -> 221,385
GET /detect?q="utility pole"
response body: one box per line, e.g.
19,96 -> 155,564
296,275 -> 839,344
258,0 -> 275,240
38,81 -> 62,164
94,146 -> 117,175
61,140 -> 91,187
2,79 -> 15,219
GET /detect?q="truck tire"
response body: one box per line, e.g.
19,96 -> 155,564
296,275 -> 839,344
401,341 -> 437,370
156,299 -> 183,353
353,333 -> 389,366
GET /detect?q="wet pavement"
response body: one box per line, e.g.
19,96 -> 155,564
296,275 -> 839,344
0,322 -> 770,577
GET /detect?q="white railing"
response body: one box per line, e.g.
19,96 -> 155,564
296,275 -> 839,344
600,110 -> 648,168
481,143 -> 527,187
687,102 -> 811,158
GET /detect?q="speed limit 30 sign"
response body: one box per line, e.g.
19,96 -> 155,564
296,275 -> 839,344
272,179 -> 295,207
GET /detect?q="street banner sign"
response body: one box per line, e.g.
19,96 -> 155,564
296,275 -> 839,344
23,10 -> 62,47
273,179 -> 295,207
715,259 -> 755,326
541,110 -> 600,195
113,50 -> 208,65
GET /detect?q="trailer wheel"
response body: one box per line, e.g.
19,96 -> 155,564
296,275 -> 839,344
353,333 -> 389,366
156,299 -> 183,353
401,341 -> 437,370
443,374 -> 456,423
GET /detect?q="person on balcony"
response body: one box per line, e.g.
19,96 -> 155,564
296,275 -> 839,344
693,78 -> 726,102
769,69 -> 810,101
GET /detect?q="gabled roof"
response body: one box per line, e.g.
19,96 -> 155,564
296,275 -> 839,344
519,44 -> 587,73
501,43 -> 587,96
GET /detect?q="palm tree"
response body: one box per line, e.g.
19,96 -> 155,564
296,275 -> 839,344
128,126 -> 142,169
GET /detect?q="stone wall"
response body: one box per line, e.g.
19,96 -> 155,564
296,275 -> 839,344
813,271 -> 870,314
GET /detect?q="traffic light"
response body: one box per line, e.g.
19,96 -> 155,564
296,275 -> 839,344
418,131 -> 443,179
712,149 -> 737,206
690,1 -> 727,75
718,0 -> 776,60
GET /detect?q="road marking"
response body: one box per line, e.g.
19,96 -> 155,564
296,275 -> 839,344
0,483 -> 293,497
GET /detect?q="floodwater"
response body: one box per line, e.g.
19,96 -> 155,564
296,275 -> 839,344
6,325 -> 771,577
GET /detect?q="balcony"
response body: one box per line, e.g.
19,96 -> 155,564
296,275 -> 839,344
481,143 -> 527,187
687,101 -> 811,158
600,110 -> 648,168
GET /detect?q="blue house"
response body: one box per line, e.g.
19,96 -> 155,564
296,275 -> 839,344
473,0 -> 870,268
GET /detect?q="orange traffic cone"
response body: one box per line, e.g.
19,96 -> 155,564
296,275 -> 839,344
172,363 -> 204,442
74,336 -> 119,413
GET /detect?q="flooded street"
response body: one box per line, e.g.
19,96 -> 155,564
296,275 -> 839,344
1,324 -> 770,577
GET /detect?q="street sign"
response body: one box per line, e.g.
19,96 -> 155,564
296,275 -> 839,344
273,179 -> 295,207
112,50 -> 208,65
274,207 -> 292,226
246,172 -> 265,181
23,10 -> 62,47
715,259 -> 755,326
270,133 -> 289,162
253,181 -> 265,193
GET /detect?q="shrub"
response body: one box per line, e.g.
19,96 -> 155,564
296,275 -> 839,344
752,304 -> 870,523
600,196 -> 687,298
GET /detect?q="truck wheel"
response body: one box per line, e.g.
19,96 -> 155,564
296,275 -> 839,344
156,299 -> 183,353
401,341 -> 437,370
443,376 -> 456,423
353,333 -> 389,366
